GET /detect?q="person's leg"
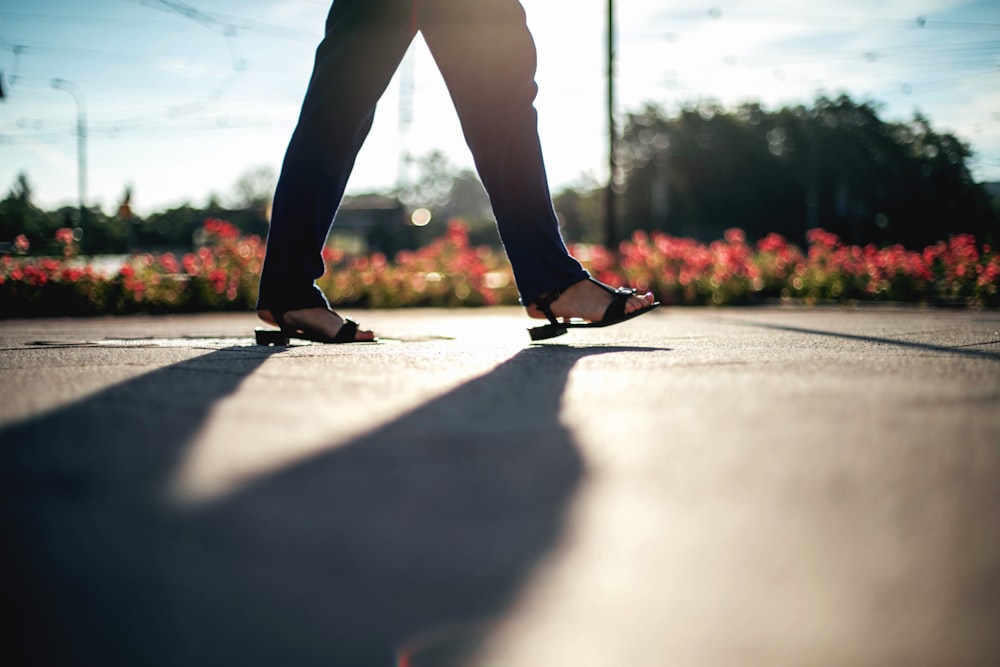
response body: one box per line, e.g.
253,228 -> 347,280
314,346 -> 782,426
417,0 -> 654,322
416,0 -> 588,308
257,0 -> 416,315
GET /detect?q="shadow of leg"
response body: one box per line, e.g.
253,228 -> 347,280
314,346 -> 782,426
2,344 -> 662,667
0,346 -> 283,666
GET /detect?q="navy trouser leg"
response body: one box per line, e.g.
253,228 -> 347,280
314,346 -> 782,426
257,0 -> 415,311
257,0 -> 588,311
418,0 -> 587,306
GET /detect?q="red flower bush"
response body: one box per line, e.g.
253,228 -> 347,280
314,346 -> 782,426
316,218 -> 517,307
1,218 -> 264,316
572,226 -> 997,308
579,227 -> 795,306
1,219 -> 997,318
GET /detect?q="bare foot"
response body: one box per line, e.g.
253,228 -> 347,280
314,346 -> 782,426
257,307 -> 376,342
526,279 -> 655,322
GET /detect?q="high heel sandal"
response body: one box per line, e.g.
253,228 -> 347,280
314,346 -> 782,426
528,278 -> 660,341
254,310 -> 375,345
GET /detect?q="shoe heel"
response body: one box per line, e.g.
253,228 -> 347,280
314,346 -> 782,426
255,328 -> 290,346
528,323 -> 568,341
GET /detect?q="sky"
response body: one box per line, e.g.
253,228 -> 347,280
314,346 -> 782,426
1,0 -> 998,216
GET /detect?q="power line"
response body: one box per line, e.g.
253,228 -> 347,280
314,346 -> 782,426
3,3 -> 997,175
118,0 -> 315,42
652,8 -> 1000,31
0,11 -> 203,30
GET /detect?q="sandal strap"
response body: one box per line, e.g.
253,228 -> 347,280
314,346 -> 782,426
272,310 -> 361,344
531,290 -> 563,325
535,279 -> 638,325
587,278 -> 639,323
601,290 -> 632,323
271,310 -> 291,329
331,318 -> 359,343
589,277 -> 637,297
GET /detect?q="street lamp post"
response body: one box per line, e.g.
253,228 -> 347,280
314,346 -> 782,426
51,78 -> 88,240
605,0 -> 617,248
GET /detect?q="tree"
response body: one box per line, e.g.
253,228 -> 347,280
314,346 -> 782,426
230,166 -> 277,211
617,96 -> 999,247
0,172 -> 54,248
396,150 -> 457,209
395,151 -> 497,244
553,176 -> 604,244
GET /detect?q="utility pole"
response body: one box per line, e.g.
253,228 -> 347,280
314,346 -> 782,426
397,50 -> 415,191
51,78 -> 88,242
605,0 -> 617,248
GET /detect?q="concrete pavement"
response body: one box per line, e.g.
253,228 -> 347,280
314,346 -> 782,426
1,306 -> 998,666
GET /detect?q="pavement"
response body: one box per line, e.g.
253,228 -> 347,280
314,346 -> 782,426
1,305 -> 998,667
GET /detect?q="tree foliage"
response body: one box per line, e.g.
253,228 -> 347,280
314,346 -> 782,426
0,170 -> 271,255
230,166 -> 276,211
616,95 -> 998,248
395,150 -> 495,245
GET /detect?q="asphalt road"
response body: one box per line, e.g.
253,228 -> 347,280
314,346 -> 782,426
1,306 -> 998,666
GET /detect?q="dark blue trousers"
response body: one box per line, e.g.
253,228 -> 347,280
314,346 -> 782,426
256,0 -> 588,312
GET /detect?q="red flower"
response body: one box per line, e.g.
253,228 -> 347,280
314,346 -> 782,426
723,228 -> 746,245
159,253 -> 180,273
447,219 -> 470,247
209,268 -> 227,294
203,218 -> 240,241
182,253 -> 200,274
756,232 -> 787,254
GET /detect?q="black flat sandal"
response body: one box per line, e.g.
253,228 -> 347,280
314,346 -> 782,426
528,278 -> 661,341
254,310 -> 375,346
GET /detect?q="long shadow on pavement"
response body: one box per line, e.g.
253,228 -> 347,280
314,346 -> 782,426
1,343 -> 663,667
0,345 -> 283,666
730,319 -> 1000,362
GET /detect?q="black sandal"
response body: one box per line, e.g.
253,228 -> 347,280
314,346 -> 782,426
528,278 -> 660,341
254,310 -> 375,345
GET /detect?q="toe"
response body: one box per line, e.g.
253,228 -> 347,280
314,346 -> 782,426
354,327 -> 377,342
626,292 -> 654,314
